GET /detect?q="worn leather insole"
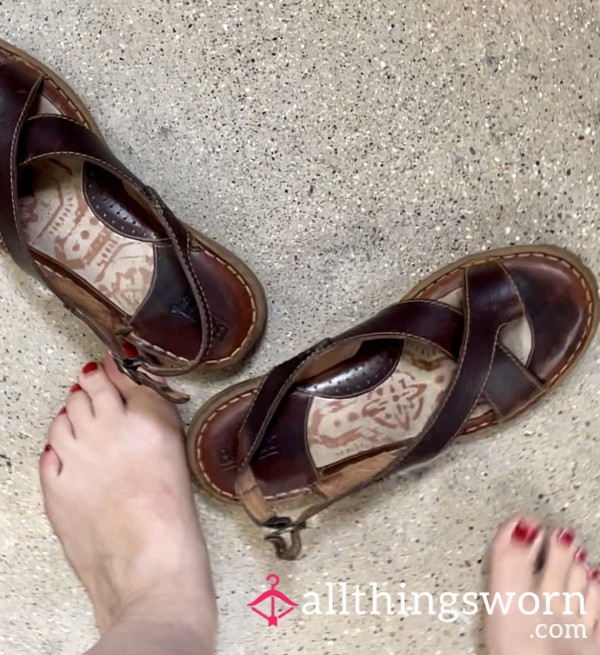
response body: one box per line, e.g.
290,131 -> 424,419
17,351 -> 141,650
304,339 -> 461,469
18,158 -> 165,317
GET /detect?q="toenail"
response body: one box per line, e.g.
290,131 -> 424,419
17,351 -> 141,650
575,548 -> 587,563
82,362 -> 99,375
70,383 -> 83,393
589,569 -> 600,581
122,343 -> 138,358
558,528 -> 576,547
511,520 -> 539,545
58,407 -> 67,415
43,444 -> 52,453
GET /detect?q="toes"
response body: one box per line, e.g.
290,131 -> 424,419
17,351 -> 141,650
567,548 -> 589,596
539,527 -> 579,596
104,352 -> 146,401
583,571 -> 600,631
104,353 -> 182,429
47,413 -> 76,457
39,444 -> 61,481
65,383 -> 93,424
77,361 -> 124,415
104,353 -> 175,411
489,514 -> 545,597
564,549 -> 589,618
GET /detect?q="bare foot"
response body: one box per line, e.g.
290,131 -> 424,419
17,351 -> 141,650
486,514 -> 600,655
40,354 -> 217,651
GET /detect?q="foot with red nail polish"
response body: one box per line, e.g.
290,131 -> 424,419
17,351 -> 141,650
486,515 -> 600,654
41,354 -> 217,654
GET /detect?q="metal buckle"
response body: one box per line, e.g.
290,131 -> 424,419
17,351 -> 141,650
263,516 -> 294,531
263,517 -> 307,561
117,356 -> 146,384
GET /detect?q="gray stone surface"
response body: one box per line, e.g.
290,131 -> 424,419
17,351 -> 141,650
0,0 -> 599,653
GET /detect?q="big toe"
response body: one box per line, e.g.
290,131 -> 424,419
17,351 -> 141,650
103,352 -> 145,400
489,514 -> 545,596
77,360 -> 124,415
103,353 -> 182,428
39,444 -> 63,525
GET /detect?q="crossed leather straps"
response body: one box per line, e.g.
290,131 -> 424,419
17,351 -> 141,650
233,262 -> 544,559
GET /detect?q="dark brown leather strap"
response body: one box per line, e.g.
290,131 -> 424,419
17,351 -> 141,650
389,261 -> 523,467
0,62 -> 43,277
19,115 -> 131,174
235,261 -> 540,558
234,300 -> 465,488
139,187 -> 213,374
484,346 -> 543,417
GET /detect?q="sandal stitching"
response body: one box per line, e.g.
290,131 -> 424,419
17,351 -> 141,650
415,252 -> 595,387
237,349 -> 317,473
194,244 -> 258,364
409,262 -> 511,462
182,229 -> 213,357
195,252 -> 597,499
197,390 -> 255,500
3,51 -> 89,126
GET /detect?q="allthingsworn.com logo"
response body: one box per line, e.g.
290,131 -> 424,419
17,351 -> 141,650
247,575 -> 589,639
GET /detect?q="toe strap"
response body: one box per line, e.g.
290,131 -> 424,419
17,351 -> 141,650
396,260 -> 525,467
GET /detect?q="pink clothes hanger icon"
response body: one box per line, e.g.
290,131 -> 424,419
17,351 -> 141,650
247,574 -> 299,626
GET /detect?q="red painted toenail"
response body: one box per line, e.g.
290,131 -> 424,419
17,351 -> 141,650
575,548 -> 587,563
558,529 -> 576,547
512,521 -> 539,545
82,362 -> 98,375
43,444 -> 52,453
58,407 -> 67,415
122,343 -> 138,358
70,383 -> 82,393
589,569 -> 600,581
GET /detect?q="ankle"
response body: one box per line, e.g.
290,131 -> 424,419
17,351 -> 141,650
112,589 -> 216,627
108,592 -> 217,644
88,597 -> 217,655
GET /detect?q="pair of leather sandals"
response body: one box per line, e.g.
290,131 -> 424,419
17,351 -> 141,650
2,40 -> 598,560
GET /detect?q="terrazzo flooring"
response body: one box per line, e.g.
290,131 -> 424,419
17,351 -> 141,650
1,1 -> 600,653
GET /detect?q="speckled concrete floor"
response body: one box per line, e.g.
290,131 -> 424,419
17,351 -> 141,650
1,1 -> 599,653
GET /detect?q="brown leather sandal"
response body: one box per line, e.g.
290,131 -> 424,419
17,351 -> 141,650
187,245 -> 599,558
0,39 -> 267,402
